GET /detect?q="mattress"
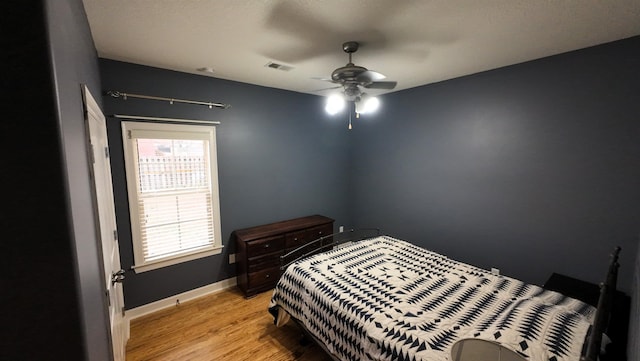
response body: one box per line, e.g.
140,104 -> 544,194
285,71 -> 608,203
268,236 -> 596,361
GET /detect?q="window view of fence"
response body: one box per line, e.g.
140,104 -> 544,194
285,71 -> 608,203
137,155 -> 208,192
136,139 -> 209,192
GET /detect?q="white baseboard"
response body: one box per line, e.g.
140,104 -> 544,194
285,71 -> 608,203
123,277 -> 237,339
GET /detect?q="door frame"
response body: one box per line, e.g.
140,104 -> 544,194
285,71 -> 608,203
82,84 -> 127,361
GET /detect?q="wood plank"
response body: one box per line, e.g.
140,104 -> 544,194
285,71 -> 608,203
126,288 -> 333,361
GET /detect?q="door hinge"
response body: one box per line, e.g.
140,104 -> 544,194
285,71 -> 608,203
127,130 -> 132,139
113,229 -> 118,241
106,289 -> 111,307
104,146 -> 110,159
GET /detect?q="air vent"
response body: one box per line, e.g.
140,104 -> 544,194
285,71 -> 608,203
265,62 -> 294,72
196,67 -> 215,74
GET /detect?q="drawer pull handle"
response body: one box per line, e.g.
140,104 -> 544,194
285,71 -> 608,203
265,244 -> 270,248
266,274 -> 270,278
294,237 -> 298,241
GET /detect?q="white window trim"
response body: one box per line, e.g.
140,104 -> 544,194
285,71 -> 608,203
121,121 -> 223,273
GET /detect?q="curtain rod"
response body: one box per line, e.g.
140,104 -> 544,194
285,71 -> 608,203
111,114 -> 220,125
106,90 -> 231,109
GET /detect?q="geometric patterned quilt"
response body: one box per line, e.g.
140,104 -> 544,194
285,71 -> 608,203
268,236 -> 596,361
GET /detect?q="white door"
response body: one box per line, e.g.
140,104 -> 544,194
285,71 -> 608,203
83,85 -> 126,361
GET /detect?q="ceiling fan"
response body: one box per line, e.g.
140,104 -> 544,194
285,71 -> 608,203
318,41 -> 397,101
319,41 -> 397,127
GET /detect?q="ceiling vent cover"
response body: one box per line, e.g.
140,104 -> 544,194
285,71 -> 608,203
265,62 -> 294,71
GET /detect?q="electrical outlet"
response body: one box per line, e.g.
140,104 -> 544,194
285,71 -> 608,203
491,268 -> 500,276
339,225 -> 344,232
229,253 -> 236,264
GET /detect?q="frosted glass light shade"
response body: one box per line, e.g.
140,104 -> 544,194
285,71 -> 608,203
325,94 -> 346,115
356,96 -> 379,114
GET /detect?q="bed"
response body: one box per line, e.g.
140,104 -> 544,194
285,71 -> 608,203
268,230 -> 621,361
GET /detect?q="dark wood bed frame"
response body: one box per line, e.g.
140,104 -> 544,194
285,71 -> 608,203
278,229 -> 622,361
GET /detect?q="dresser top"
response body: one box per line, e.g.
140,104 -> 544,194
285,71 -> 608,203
233,215 -> 334,242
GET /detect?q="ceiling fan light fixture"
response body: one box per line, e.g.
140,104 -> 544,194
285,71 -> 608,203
319,41 -> 394,126
356,94 -> 380,115
325,94 -> 345,115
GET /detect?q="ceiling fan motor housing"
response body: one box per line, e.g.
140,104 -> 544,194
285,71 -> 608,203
331,64 -> 369,82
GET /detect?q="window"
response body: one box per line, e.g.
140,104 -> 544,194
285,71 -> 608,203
122,121 -> 222,273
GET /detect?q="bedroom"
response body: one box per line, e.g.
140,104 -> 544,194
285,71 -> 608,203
3,1 -> 639,361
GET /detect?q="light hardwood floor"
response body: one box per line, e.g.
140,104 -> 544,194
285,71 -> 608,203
126,287 -> 334,361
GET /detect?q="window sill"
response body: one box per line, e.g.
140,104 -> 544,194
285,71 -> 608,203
132,245 -> 223,273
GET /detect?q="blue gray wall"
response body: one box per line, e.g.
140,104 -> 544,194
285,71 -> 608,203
352,37 -> 640,295
4,0 -> 111,360
45,0 -> 112,359
100,59 -> 353,308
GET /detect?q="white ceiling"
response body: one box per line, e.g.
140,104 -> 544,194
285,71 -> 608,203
82,0 -> 640,97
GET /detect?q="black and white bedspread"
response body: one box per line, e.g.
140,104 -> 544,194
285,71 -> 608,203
268,236 -> 596,361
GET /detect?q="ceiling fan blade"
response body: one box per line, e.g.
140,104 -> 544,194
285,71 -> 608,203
364,81 -> 397,89
312,85 -> 342,92
356,70 -> 387,83
311,76 -> 336,82
260,2 -> 337,63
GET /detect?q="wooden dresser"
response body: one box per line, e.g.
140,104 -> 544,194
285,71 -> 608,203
234,215 -> 334,298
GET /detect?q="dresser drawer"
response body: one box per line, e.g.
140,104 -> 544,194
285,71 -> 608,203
308,224 -> 333,245
284,224 -> 334,261
285,229 -> 310,249
248,267 -> 281,288
247,235 -> 285,258
284,224 -> 333,249
248,253 -> 281,272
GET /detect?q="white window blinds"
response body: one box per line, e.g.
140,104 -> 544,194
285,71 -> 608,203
122,122 -> 222,272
